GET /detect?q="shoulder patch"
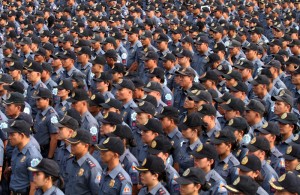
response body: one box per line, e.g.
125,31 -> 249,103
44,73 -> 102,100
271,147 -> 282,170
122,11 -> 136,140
31,158 -> 40,167
165,94 -> 172,101
51,116 -> 58,124
86,158 -> 96,168
158,187 -> 167,195
90,126 -> 97,135
118,173 -> 125,181
122,183 -> 132,194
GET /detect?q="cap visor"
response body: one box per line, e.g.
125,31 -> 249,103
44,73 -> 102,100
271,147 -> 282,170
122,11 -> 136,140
3,85 -> 12,91
220,104 -> 233,111
269,180 -> 284,191
136,124 -> 149,131
174,177 -> 193,185
275,118 -> 289,124
66,138 -> 80,144
28,167 -> 40,172
178,123 -> 189,131
3,127 -> 17,133
222,74 -> 232,79
256,128 -> 270,135
148,147 -> 162,155
191,151 -> 207,159
283,154 -> 297,161
247,144 -> 259,152
211,138 -> 225,144
133,107 -> 144,113
94,144 -> 109,151
237,164 -> 252,172
214,97 -> 225,103
224,185 -> 240,193
112,84 -> 122,90
100,103 -> 111,109
66,98 -> 77,103
135,166 -> 149,171
53,123 -> 66,128
271,96 -> 283,102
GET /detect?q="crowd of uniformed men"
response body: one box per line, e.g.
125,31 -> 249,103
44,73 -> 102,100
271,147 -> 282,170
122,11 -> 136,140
0,0 -> 300,194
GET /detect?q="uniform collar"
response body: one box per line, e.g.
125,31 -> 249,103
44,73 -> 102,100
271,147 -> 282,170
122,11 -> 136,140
120,149 -> 129,162
81,111 -> 90,122
167,127 -> 179,138
108,163 -> 123,179
67,66 -> 77,76
251,119 -> 264,130
123,99 -> 135,109
32,80 -> 43,89
43,186 -> 57,195
189,138 -> 201,150
76,152 -> 90,166
41,106 -> 51,116
221,153 -> 234,164
147,182 -> 163,194
20,142 -> 31,154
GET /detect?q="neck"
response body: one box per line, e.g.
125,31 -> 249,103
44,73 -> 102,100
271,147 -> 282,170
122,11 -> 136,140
107,160 -> 120,172
219,151 -> 230,161
206,122 -> 215,131
282,132 -> 292,142
164,124 -> 177,134
258,90 -> 268,99
31,79 -> 40,86
41,76 -> 50,83
17,138 -> 30,151
80,107 -> 88,115
42,182 -> 53,193
251,117 -> 262,126
189,136 -> 198,144
122,98 -> 132,105
75,151 -> 87,160
60,95 -> 68,101
53,66 -> 62,72
147,180 -> 159,192
202,166 -> 211,174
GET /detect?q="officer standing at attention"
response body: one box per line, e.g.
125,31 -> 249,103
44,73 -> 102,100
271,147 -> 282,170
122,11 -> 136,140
25,61 -> 47,118
28,158 -> 64,195
247,136 -> 278,194
32,88 -> 59,158
175,167 -> 212,195
148,135 -> 180,195
136,155 -> 170,195
65,130 -> 102,195
192,144 -> 228,195
54,115 -> 79,181
96,137 -> 133,195
68,88 -> 99,145
212,129 -> 240,184
113,79 -> 137,129
4,120 -> 42,195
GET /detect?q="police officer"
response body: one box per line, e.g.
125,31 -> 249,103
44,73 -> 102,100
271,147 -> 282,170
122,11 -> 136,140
178,112 -> 202,174
4,120 -> 42,195
192,144 -> 228,195
247,136 -> 279,194
54,115 -> 79,181
136,155 -> 170,195
175,167 -> 211,195
68,89 -> 99,145
256,122 -> 286,176
157,106 -> 184,172
65,130 -> 102,195
88,93 -> 105,126
96,137 -> 133,195
54,79 -> 73,116
269,172 -> 300,194
275,113 -> 298,154
283,144 -> 300,172
25,61 -> 47,118
148,135 -> 180,195
114,79 -> 137,129
223,117 -> 250,162
93,72 -> 115,100
41,62 -> 57,91
224,175 -> 268,195
28,158 -> 64,195
143,81 -> 167,114
32,88 -> 58,158
109,124 -> 139,194
212,129 -> 240,184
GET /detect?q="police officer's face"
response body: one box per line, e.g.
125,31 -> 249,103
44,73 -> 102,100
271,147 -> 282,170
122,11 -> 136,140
182,128 -> 196,139
71,142 -> 87,155
194,157 -> 211,170
100,123 -> 115,135
184,97 -> 195,109
180,183 -> 201,195
245,50 -> 256,60
274,101 -> 290,115
116,88 -> 131,101
8,132 -> 23,146
292,73 -> 300,85
57,127 -> 72,140
224,109 -> 237,120
160,117 -> 171,130
285,159 -> 299,171
33,171 -> 49,188
72,101 -> 84,112
5,103 -> 20,117
140,171 -> 158,185
136,113 -> 150,125
244,110 -> 257,124
141,130 -> 157,144
8,70 -> 20,78
36,98 -> 49,109
27,71 -> 39,83
162,60 -> 173,70
278,122 -> 294,136
57,89 -> 69,97
250,33 -> 260,43
96,81 -> 108,92
100,150 -> 115,163
215,143 -> 230,155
